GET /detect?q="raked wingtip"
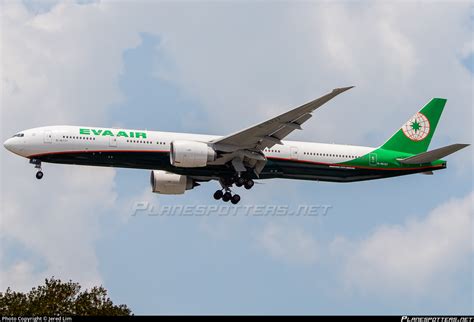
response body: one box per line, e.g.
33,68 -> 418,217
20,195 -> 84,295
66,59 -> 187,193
333,86 -> 355,93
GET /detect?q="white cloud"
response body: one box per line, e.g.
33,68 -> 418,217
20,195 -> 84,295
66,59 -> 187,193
0,2 -> 136,290
340,191 -> 473,296
0,165 -> 117,291
1,2 -> 143,134
257,222 -> 318,264
254,192 -> 473,298
0,260 -> 37,292
141,2 -> 472,146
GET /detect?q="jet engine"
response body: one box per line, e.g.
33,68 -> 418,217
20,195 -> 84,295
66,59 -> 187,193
150,170 -> 197,195
170,140 -> 216,168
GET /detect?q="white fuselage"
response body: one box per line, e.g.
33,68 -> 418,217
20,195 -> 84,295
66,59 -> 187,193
3,125 -> 374,164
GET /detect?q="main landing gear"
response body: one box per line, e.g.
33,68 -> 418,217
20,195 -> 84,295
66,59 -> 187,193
213,189 -> 241,204
213,176 -> 255,204
30,159 -> 43,180
234,176 -> 255,189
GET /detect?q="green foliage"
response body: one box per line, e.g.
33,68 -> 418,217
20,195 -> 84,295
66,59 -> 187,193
0,277 -> 131,316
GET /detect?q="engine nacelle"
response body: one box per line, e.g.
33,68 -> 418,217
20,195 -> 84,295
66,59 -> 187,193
150,170 -> 195,195
170,140 -> 216,168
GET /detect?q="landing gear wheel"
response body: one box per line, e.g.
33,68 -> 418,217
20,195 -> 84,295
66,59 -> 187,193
36,171 -> 44,180
244,179 -> 254,190
222,192 -> 232,202
235,177 -> 245,187
213,190 -> 223,200
231,194 -> 241,205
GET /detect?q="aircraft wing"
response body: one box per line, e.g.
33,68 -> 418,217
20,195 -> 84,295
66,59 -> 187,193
212,86 -> 354,151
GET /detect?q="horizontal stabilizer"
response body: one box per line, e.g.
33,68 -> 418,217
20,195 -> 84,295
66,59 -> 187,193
399,144 -> 470,164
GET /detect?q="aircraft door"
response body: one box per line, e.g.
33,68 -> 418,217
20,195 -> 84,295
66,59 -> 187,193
109,136 -> 117,147
369,153 -> 377,166
43,130 -> 52,144
290,146 -> 299,160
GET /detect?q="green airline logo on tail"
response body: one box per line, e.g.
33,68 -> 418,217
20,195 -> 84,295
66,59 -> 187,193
401,112 -> 430,141
381,98 -> 446,154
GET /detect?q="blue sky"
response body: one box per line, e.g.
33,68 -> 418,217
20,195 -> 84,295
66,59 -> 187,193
1,1 -> 473,315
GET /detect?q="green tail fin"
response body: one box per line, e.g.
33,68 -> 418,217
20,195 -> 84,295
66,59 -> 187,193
381,98 -> 446,154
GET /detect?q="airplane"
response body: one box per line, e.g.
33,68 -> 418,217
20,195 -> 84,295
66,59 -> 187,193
3,87 -> 470,204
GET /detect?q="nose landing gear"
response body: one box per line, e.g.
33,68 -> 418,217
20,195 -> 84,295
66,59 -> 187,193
30,159 -> 43,180
36,171 -> 44,180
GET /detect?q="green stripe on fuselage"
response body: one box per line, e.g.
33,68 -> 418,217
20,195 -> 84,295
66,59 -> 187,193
341,147 -> 445,169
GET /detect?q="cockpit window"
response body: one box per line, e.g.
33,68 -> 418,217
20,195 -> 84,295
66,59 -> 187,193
12,133 -> 24,137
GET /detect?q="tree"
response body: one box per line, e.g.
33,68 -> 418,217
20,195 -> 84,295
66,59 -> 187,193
0,277 -> 131,316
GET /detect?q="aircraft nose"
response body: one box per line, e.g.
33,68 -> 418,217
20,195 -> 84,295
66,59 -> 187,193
3,138 -> 13,152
